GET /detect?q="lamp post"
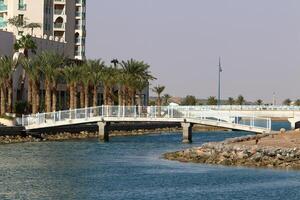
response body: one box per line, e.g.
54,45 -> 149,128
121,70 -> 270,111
111,58 -> 119,68
218,57 -> 222,107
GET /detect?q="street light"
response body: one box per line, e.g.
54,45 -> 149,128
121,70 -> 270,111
218,57 -> 222,107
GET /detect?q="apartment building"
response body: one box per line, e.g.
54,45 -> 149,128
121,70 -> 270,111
0,0 -> 86,60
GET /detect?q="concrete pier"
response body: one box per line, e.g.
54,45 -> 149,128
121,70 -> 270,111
181,122 -> 193,143
98,121 -> 110,142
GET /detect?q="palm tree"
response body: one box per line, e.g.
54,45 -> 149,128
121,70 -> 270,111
228,97 -> 234,105
101,66 -> 117,105
283,98 -> 291,106
0,56 -> 18,113
163,94 -> 171,105
0,58 -> 7,115
63,65 -> 79,109
89,59 -> 105,107
51,67 -> 63,111
207,96 -> 217,105
236,95 -> 245,106
152,85 -> 165,116
39,52 -> 65,112
80,62 -> 92,108
14,34 -> 37,57
256,99 -> 263,105
20,56 -> 41,113
120,59 -> 155,106
295,99 -> 300,106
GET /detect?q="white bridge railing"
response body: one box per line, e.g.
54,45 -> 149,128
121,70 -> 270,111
190,105 -> 300,111
21,106 -> 272,131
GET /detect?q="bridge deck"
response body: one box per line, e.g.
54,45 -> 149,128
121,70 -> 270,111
22,106 -> 272,134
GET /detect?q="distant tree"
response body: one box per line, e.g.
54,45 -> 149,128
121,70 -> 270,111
14,34 -> 37,57
207,96 -> 217,105
283,98 -> 291,106
148,100 -> 156,106
228,97 -> 235,105
294,99 -> 300,106
7,16 -> 27,33
182,95 -> 197,105
236,95 -> 245,105
152,85 -> 165,116
163,94 -> 171,105
256,99 -> 263,105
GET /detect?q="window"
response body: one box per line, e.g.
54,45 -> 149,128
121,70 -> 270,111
18,14 -> 24,26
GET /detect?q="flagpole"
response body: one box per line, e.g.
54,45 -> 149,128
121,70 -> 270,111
218,57 -> 221,108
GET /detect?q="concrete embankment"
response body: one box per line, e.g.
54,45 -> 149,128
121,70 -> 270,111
164,131 -> 300,170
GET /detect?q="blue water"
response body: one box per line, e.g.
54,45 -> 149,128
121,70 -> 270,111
0,121 -> 299,200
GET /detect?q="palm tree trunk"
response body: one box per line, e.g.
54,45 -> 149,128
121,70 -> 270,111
84,85 -> 89,108
1,86 -> 6,115
36,82 -> 40,112
52,84 -> 57,112
109,87 -> 114,105
69,84 -> 74,109
157,95 -> 161,117
93,85 -> 97,107
103,85 -> 107,105
45,79 -> 52,112
122,87 -> 127,106
118,85 -> 122,105
73,82 -> 77,109
28,79 -> 32,105
32,82 -> 38,114
8,85 -> 12,113
80,84 -> 84,108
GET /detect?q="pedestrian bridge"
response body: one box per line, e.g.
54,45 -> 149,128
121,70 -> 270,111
21,106 -> 272,142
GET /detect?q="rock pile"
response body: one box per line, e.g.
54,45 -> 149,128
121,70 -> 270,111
164,133 -> 300,170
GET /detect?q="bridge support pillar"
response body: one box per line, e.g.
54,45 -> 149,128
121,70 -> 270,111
98,121 -> 110,142
181,122 -> 193,143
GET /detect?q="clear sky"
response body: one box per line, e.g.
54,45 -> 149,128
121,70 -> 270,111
86,0 -> 300,103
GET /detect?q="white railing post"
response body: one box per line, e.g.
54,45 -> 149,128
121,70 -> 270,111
101,105 -> 104,117
22,114 -> 24,126
154,106 -> 157,118
167,106 -> 170,118
123,105 -> 125,117
74,108 -> 77,119
85,107 -> 88,119
134,106 -> 137,118
59,111 -> 61,121
139,106 -> 141,118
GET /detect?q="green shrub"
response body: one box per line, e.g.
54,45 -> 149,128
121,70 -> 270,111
14,101 -> 31,116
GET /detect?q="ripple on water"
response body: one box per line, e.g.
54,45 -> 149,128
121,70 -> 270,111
0,122 -> 300,200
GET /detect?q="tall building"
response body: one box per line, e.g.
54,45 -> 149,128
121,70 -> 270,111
0,0 -> 86,60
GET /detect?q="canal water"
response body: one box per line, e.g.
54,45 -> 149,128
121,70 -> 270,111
1,122 -> 299,200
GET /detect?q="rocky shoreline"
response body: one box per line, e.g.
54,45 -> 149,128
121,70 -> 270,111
164,132 -> 300,170
0,127 -> 182,145
0,124 -> 228,145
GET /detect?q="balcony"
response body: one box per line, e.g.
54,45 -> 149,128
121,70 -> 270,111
75,37 -> 85,44
0,2 -> 7,12
54,23 -> 65,30
54,0 -> 65,4
54,9 -> 65,15
75,12 -> 81,17
18,3 -> 27,11
0,19 -> 7,29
